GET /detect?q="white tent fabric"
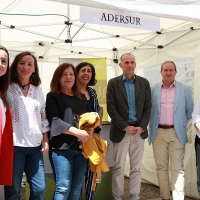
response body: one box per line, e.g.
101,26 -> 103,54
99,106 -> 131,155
1,0 -> 200,199
1,0 -> 199,63
51,0 -> 200,22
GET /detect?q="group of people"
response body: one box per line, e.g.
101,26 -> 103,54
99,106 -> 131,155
0,45 -> 102,200
0,45 -> 200,200
106,53 -> 199,200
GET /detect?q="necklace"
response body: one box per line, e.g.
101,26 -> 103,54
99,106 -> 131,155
20,83 -> 30,93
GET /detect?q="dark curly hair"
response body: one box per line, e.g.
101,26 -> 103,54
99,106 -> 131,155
75,62 -> 97,86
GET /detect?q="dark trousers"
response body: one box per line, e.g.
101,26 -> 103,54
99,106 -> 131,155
195,135 -> 200,195
84,161 -> 96,200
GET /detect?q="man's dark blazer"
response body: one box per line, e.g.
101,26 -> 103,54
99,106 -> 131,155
106,74 -> 152,143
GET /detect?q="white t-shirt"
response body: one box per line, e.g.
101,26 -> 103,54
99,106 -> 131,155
0,98 -> 6,133
193,94 -> 200,138
7,83 -> 49,147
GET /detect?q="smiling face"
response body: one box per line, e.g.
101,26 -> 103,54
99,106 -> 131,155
16,55 -> 35,80
160,62 -> 177,86
77,65 -> 92,86
0,49 -> 8,77
59,66 -> 75,91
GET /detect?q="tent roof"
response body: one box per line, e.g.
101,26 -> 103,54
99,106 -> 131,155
50,0 -> 200,22
0,0 -> 199,63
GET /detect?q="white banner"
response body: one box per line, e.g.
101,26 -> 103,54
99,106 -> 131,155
80,7 -> 160,31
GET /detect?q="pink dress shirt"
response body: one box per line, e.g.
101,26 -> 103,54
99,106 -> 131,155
159,82 -> 175,125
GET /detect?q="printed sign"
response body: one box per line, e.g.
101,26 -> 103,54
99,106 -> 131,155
80,7 -> 160,31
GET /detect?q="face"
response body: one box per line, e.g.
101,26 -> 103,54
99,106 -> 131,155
160,62 -> 177,84
16,55 -> 35,80
0,49 -> 8,77
77,65 -> 92,85
119,54 -> 136,78
60,67 -> 75,90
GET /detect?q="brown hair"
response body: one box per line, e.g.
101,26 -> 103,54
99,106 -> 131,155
50,63 -> 81,98
9,51 -> 41,86
0,45 -> 9,106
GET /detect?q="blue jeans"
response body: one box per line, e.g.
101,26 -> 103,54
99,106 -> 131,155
50,149 -> 87,200
4,146 -> 46,200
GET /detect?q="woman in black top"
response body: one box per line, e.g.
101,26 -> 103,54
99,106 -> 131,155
76,62 -> 102,200
46,63 -> 92,200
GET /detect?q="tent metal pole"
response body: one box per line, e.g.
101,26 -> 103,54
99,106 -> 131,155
71,23 -> 85,40
1,23 -> 65,42
0,0 -> 17,13
127,34 -> 158,51
72,36 -> 114,42
73,23 -> 156,47
73,23 -> 118,37
72,35 -> 156,47
164,30 -> 191,47
67,4 -> 70,40
43,25 -> 68,56
0,22 -> 65,29
44,51 -> 112,60
163,26 -> 200,33
120,35 -> 157,47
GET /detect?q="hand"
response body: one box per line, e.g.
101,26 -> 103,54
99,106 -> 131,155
67,127 -> 91,142
77,130 -> 90,142
86,129 -> 94,136
125,126 -> 137,136
40,140 -> 49,154
195,122 -> 200,132
80,130 -> 94,142
133,127 -> 144,137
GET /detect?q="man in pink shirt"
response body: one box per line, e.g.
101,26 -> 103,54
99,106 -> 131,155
148,61 -> 193,200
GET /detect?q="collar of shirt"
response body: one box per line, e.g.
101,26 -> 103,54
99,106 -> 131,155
122,74 -> 135,82
162,81 -> 176,88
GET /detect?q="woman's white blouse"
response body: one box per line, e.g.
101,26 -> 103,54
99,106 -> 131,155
192,94 -> 200,138
0,98 -> 6,133
7,83 -> 49,147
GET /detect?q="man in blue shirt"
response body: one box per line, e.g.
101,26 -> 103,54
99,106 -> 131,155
106,53 -> 151,200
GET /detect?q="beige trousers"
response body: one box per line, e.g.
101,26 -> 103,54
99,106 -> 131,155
112,133 -> 144,200
152,128 -> 185,200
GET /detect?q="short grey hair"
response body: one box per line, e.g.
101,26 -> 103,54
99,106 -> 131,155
120,53 -> 135,62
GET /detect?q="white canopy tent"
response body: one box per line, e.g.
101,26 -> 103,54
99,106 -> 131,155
1,0 -> 200,199
1,0 -> 200,64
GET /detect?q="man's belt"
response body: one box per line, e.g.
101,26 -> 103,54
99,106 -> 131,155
128,122 -> 138,126
158,124 -> 174,129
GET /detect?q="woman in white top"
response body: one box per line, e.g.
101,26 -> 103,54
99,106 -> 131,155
0,45 -> 13,187
5,51 -> 49,200
192,95 -> 200,195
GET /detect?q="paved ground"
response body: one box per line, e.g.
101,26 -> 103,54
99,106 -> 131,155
20,177 -> 196,200
123,177 -> 195,200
